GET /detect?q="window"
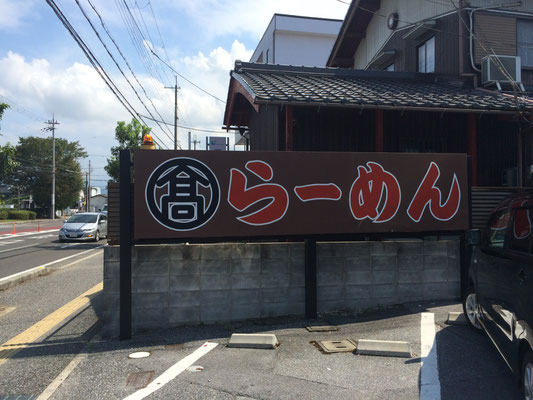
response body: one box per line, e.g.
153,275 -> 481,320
518,19 -> 533,68
417,36 -> 435,73
509,208 -> 533,253
266,49 -> 270,63
487,208 -> 511,248
385,63 -> 395,72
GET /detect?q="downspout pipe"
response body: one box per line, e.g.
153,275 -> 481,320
469,2 -> 522,73
458,0 -> 478,87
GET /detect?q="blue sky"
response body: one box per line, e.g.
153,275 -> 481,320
0,0 -> 348,188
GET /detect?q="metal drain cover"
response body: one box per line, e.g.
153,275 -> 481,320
306,325 -> 339,332
126,371 -> 154,389
317,340 -> 356,353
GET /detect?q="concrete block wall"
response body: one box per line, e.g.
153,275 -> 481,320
101,239 -> 460,337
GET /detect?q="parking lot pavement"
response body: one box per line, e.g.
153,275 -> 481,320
46,301 -> 522,400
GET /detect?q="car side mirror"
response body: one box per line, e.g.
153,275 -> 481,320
466,229 -> 482,246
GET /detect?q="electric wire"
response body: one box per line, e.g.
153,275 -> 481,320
79,0 -> 177,147
149,49 -> 227,104
45,0 -> 168,149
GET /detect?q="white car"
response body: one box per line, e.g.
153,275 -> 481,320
58,212 -> 108,242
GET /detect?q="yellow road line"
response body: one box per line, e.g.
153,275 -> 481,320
0,281 -> 103,366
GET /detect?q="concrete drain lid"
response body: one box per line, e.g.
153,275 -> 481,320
306,325 -> 339,332
314,339 -> 356,353
128,351 -> 151,359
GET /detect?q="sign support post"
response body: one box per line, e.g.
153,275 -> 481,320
119,150 -> 132,340
305,239 -> 317,319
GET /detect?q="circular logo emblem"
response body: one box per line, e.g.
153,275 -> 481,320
145,158 -> 220,231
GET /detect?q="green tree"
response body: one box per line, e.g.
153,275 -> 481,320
9,136 -> 87,212
105,118 -> 151,182
0,103 -> 18,180
0,142 -> 17,181
0,103 -> 8,121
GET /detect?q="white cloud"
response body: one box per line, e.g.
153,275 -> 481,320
169,0 -> 348,40
0,38 -> 252,157
0,0 -> 36,31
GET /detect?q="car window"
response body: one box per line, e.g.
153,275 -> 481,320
100,215 -> 107,222
509,208 -> 533,253
487,208 -> 511,249
67,214 -> 97,223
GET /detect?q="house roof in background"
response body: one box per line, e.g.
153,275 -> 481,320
224,62 -> 533,127
327,0 -> 381,67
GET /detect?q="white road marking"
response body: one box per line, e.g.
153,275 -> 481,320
34,234 -> 56,239
0,229 -> 60,240
420,312 -> 441,400
0,246 -> 104,286
0,240 -> 23,246
0,242 -> 44,254
36,352 -> 88,400
60,242 -> 85,249
123,342 -> 218,400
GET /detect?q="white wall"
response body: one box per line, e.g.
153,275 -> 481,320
250,14 -> 341,67
275,32 -> 338,66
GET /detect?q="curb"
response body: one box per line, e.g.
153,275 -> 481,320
228,333 -> 279,349
0,246 -> 104,291
0,265 -> 49,291
356,339 -> 412,358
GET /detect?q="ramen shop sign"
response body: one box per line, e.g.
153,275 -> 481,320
134,150 -> 468,240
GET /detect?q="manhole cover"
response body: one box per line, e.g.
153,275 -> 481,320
126,371 -> 154,389
128,351 -> 151,359
314,340 -> 357,353
306,325 -> 339,332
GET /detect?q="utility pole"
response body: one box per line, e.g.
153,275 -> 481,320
88,160 -> 91,212
192,134 -> 200,150
44,115 -> 59,219
165,76 -> 179,150
85,171 -> 89,212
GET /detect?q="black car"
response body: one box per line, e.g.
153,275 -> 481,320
464,192 -> 533,399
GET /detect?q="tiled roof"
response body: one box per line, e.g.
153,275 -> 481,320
231,62 -> 533,113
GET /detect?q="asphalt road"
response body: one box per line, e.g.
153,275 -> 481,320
0,249 -> 103,398
0,230 -> 104,279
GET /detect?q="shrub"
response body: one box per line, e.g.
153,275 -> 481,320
8,210 -> 30,220
28,211 -> 37,220
0,209 -> 7,220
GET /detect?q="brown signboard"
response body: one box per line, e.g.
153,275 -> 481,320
133,150 -> 469,240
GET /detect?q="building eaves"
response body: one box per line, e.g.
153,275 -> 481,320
230,61 -> 533,114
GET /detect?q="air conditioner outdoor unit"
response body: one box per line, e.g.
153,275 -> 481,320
481,55 -> 522,88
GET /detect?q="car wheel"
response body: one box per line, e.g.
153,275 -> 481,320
94,230 -> 100,242
462,286 -> 483,333
522,350 -> 533,400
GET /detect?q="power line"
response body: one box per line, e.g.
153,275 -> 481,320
115,0 -> 172,103
45,0 -> 168,149
149,49 -> 227,104
78,0 -> 177,147
139,114 -> 230,133
0,95 -> 46,122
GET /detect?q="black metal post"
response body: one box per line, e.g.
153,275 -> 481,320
305,239 -> 317,319
119,150 -> 132,340
460,156 -> 473,299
